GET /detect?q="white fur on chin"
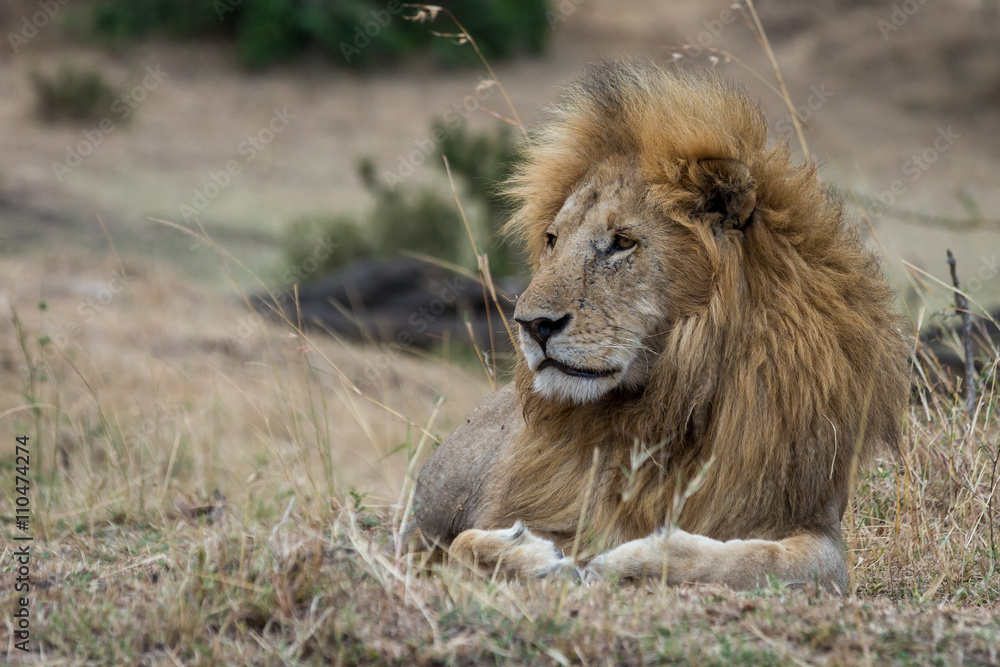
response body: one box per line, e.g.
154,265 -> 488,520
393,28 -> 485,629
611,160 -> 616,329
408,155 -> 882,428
531,366 -> 622,404
519,328 -> 647,404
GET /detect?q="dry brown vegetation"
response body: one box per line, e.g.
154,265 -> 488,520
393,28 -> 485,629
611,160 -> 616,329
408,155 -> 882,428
0,230 -> 998,664
1,2 -> 999,665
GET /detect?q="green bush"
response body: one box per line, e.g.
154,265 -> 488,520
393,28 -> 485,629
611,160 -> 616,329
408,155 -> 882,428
430,0 -> 550,66
432,120 -> 522,276
368,184 -> 467,263
32,65 -> 117,122
85,0 -> 224,44
283,123 -> 524,282
283,215 -> 374,276
234,0 -> 305,68
82,0 -> 550,69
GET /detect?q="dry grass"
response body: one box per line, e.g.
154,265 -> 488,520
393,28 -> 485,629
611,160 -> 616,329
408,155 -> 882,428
2,6 -> 999,664
0,238 -> 997,665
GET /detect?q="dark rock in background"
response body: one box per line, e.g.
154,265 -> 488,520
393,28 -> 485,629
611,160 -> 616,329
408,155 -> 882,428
256,258 -> 518,351
916,311 -> 999,391
259,260 -> 998,393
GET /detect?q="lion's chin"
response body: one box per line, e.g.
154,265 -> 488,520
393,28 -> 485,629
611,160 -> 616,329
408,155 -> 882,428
531,365 -> 622,404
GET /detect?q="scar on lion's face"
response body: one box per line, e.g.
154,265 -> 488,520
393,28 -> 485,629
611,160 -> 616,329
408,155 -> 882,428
410,59 -> 911,594
513,160 -> 694,405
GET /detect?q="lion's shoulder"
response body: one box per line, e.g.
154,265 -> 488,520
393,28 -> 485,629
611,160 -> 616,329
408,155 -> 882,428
412,383 -> 522,544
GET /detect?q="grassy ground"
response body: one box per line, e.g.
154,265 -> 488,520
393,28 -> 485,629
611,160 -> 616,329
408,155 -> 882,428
0,242 -> 997,665
1,4 -> 999,663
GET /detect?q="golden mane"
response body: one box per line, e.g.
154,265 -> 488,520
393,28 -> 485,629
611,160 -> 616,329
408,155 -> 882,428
491,59 -> 910,549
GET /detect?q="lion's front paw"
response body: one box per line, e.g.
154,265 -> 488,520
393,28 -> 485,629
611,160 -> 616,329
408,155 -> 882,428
582,547 -> 644,584
581,532 -> 668,583
536,555 -> 583,582
451,521 -> 581,579
580,554 -> 606,584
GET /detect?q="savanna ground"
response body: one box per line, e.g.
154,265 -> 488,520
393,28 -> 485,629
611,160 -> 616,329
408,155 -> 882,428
1,1 -> 999,664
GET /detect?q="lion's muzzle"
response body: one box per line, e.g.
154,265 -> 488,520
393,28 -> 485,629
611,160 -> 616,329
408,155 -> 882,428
515,314 -> 571,356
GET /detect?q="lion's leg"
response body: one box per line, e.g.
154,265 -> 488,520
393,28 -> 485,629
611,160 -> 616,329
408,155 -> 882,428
450,522 -> 580,579
581,529 -> 848,593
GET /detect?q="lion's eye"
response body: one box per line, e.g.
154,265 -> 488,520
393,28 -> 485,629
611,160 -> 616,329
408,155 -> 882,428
611,234 -> 636,252
545,233 -> 557,250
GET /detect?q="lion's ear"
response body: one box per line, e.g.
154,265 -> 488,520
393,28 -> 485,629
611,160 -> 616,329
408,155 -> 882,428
693,158 -> 756,234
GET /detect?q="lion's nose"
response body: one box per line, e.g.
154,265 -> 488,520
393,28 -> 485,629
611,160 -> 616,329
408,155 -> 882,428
515,314 -> 571,353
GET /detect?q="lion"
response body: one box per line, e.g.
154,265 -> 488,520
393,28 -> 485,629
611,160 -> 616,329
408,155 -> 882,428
406,59 -> 910,593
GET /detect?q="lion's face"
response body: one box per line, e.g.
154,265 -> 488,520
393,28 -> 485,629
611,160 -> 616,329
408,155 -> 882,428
514,159 -> 714,404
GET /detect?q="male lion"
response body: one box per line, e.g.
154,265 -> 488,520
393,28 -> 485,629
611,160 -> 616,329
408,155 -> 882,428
407,59 -> 909,593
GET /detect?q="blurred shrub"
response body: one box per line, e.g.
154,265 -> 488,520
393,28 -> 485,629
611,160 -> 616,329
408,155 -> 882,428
367,185 -> 467,264
284,215 -> 374,274
432,120 -> 522,276
32,65 -> 117,122
426,0 -> 551,67
85,0 -> 223,43
234,0 -> 305,68
83,0 -> 549,69
284,123 -> 524,281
